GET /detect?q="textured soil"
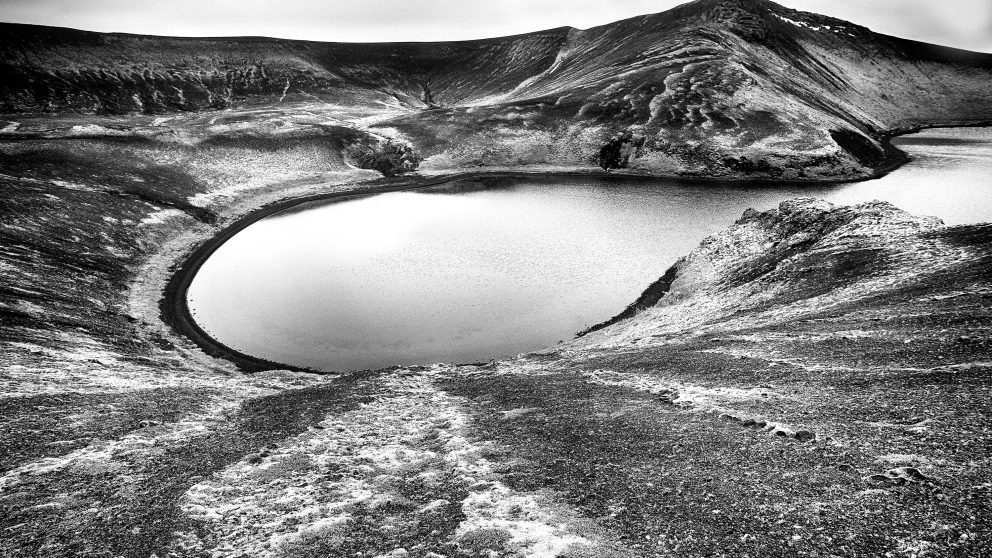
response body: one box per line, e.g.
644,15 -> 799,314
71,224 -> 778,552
1,1 -> 991,556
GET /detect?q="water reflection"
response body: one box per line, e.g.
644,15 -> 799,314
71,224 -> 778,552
188,128 -> 992,371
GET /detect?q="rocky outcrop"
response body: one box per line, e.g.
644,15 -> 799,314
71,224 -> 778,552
580,197 -> 955,337
700,0 -> 774,41
344,137 -> 424,176
577,198 -> 974,345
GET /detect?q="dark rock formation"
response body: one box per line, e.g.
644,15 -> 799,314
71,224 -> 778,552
345,138 -> 423,176
598,130 -> 645,170
830,128 -> 887,167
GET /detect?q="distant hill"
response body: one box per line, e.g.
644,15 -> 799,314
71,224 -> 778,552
3,0 -> 992,179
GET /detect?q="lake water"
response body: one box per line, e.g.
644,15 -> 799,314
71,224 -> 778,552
187,128 -> 992,371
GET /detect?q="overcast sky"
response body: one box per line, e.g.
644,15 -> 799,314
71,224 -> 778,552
2,0 -> 991,52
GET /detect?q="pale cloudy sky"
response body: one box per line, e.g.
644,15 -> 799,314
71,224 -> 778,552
2,0 -> 990,52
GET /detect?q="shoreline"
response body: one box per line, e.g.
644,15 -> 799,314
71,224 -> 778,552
157,123 -> 991,374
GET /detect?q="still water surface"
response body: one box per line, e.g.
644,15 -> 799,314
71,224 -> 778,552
188,128 -> 992,371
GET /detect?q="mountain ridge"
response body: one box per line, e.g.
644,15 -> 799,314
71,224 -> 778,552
2,0 -> 992,180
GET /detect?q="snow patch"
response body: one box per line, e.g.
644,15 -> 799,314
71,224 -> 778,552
772,13 -> 855,35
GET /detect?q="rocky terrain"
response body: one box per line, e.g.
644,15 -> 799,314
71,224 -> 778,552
3,189 -> 990,557
2,0 -> 992,556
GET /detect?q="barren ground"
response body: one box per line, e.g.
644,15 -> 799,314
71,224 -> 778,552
2,109 -> 990,556
2,1 -> 992,555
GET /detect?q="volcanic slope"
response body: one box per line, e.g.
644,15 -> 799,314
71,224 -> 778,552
3,0 -> 992,179
2,196 -> 991,557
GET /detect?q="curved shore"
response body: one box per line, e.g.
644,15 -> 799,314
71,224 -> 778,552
159,172 -> 514,373
160,170 -> 636,373
158,123 -> 992,374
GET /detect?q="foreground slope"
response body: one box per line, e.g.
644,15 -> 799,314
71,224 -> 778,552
1,198 -> 989,557
3,0 -> 992,179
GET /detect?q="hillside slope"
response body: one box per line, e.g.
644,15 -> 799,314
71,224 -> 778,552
2,196 -> 990,557
3,0 -> 992,179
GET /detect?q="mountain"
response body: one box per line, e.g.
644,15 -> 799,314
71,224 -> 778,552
3,0 -> 992,180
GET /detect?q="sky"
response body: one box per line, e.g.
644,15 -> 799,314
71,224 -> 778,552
2,0 -> 991,53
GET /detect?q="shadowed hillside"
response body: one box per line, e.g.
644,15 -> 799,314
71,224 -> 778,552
3,0 -> 992,179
